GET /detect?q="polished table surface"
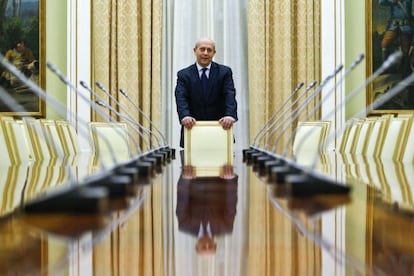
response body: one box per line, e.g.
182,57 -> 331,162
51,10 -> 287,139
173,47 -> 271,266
1,151 -> 414,275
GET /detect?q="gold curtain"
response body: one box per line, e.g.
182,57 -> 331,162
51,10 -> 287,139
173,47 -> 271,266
91,1 -> 163,275
247,1 -> 322,275
91,0 -> 163,151
247,0 -> 321,153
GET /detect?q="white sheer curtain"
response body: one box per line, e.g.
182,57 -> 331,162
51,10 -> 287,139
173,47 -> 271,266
162,0 -> 249,152
162,0 -> 249,275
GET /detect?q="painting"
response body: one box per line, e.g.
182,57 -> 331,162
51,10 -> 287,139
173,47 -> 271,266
0,0 -> 45,116
367,0 -> 414,113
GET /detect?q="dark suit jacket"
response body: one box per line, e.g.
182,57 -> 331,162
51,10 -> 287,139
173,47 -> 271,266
175,175 -> 238,237
175,62 -> 238,147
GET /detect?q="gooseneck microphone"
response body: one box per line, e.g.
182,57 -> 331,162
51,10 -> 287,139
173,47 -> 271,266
251,81 -> 305,148
249,64 -> 344,173
274,51 -> 407,194
80,81 -> 166,168
282,53 -> 365,158
95,82 -> 162,148
79,80 -> 149,155
94,82 -> 172,161
268,64 -> 344,154
46,62 -> 156,189
118,87 -> 167,146
46,63 -> 157,177
311,65 -> 414,172
264,54 -> 365,183
0,56 -> 143,213
244,80 -> 317,164
283,71 -> 414,194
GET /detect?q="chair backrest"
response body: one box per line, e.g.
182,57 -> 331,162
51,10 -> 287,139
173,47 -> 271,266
292,120 -> 331,165
293,121 -> 331,152
89,122 -> 131,166
364,117 -> 388,158
23,117 -> 52,161
341,120 -> 361,154
184,121 -> 233,169
354,119 -> 374,155
2,117 -> 32,164
399,114 -> 414,163
40,119 -> 66,159
55,120 -> 81,155
0,117 -> 12,166
379,117 -> 409,161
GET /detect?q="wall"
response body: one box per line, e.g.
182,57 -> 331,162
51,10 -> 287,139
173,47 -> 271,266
45,0 -> 67,119
345,0 -> 366,119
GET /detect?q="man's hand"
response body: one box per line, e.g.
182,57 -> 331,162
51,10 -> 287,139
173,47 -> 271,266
218,116 -> 235,130
181,116 -> 196,129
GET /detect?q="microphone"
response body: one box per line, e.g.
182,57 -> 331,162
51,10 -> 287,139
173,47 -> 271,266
79,81 -> 165,167
267,64 -> 344,154
117,87 -> 175,159
46,62 -> 156,194
278,51 -> 407,194
284,53 -> 365,159
0,56 -> 142,213
45,61 -> 153,173
94,81 -> 172,162
246,80 -> 318,166
243,82 -> 304,153
243,81 -> 305,159
252,65 -> 342,172
267,53 -> 365,183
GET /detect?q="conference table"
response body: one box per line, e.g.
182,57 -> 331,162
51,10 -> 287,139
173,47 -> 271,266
0,149 -> 413,275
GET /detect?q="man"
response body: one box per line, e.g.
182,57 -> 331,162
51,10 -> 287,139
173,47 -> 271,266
175,165 -> 238,255
379,0 -> 413,75
175,37 -> 238,148
1,40 -> 35,87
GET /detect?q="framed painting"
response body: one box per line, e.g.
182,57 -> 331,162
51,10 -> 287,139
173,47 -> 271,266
0,0 -> 45,117
366,0 -> 414,113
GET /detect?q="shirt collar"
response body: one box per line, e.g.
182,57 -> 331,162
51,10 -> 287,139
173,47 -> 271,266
196,63 -> 211,71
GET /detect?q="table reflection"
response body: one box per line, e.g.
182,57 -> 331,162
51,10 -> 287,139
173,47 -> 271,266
176,165 -> 237,255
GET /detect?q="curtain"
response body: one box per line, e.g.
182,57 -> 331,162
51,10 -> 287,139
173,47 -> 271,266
91,0 -> 163,152
247,1 -> 321,154
247,1 -> 322,275
90,1 -> 164,275
163,0 -> 250,152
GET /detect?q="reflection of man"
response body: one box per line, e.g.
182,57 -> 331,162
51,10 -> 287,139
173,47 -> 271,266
379,0 -> 413,75
176,166 -> 238,255
1,40 -> 35,87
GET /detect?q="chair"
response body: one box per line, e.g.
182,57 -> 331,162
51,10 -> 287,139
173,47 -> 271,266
23,117 -> 52,161
364,117 -> 388,158
398,114 -> 414,163
1,117 -> 32,164
0,117 -> 13,166
341,119 -> 361,155
292,120 -> 331,167
184,121 -> 233,170
353,118 -> 374,156
89,122 -> 131,167
39,119 -> 66,159
55,120 -> 81,156
379,116 -> 409,161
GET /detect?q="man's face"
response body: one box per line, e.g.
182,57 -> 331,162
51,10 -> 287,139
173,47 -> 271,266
194,40 -> 216,67
16,43 -> 25,53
